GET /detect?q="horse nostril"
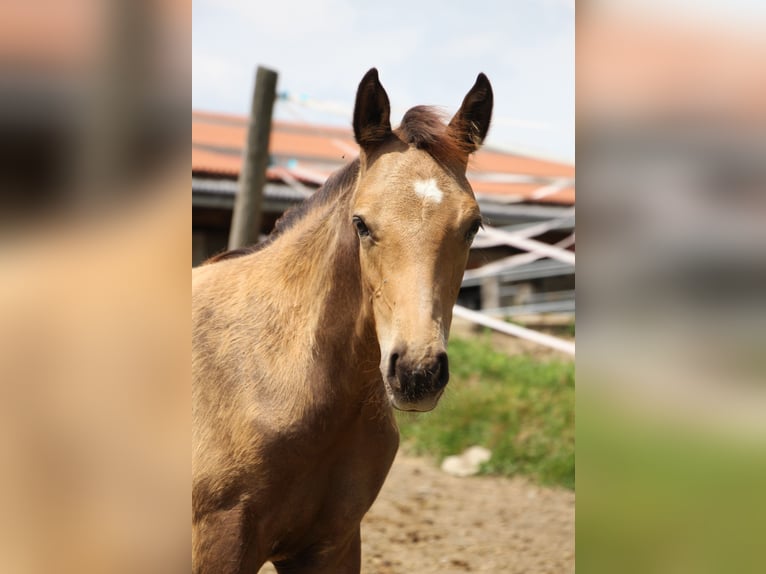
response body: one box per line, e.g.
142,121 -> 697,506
388,351 -> 400,379
433,352 -> 449,390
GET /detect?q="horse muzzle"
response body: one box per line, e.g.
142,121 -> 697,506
383,348 -> 449,412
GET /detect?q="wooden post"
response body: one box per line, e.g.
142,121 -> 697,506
228,66 -> 278,249
481,275 -> 501,311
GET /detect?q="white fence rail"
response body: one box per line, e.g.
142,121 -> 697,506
457,213 -> 576,355
453,305 -> 575,356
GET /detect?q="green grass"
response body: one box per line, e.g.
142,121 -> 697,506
395,335 -> 575,489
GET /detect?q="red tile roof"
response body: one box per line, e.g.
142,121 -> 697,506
192,110 -> 575,205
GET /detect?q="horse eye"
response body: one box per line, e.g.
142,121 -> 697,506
352,216 -> 370,238
466,219 -> 482,242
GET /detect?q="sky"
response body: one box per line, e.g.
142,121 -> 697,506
192,0 -> 575,163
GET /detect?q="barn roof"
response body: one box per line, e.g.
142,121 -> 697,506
192,110 -> 575,206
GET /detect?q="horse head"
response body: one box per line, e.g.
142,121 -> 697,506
350,68 -> 492,411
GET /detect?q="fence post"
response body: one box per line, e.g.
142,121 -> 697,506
481,275 -> 501,311
228,66 -> 278,249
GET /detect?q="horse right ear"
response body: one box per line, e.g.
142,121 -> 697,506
353,68 -> 392,152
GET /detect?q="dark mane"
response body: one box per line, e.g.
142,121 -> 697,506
204,159 -> 360,264
395,106 -> 467,169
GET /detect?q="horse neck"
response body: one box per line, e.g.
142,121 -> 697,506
266,185 -> 380,380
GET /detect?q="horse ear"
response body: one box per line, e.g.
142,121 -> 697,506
448,73 -> 493,154
353,68 -> 392,152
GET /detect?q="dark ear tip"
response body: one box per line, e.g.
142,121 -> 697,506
362,68 -> 380,83
475,73 -> 492,93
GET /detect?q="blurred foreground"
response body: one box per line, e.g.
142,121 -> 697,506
0,1 -> 190,572
578,2 -> 766,572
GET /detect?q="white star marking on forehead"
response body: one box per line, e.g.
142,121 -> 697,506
413,178 -> 443,204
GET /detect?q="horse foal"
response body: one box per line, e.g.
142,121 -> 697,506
192,68 -> 493,573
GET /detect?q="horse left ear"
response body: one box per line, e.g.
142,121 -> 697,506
448,73 -> 493,154
353,68 -> 392,152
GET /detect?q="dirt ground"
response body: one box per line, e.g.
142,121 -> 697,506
258,452 -> 574,574
361,453 -> 574,574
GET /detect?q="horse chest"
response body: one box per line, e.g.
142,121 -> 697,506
257,405 -> 399,554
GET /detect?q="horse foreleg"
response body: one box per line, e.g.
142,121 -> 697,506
272,528 -> 361,574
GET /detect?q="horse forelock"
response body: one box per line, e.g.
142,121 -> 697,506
395,105 -> 468,169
